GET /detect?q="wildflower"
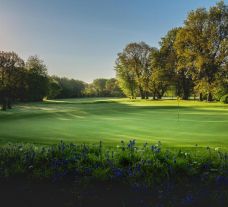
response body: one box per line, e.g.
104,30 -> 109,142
155,148 -> 161,153
182,194 -> 193,205
215,175 -> 226,185
202,163 -> 209,169
113,168 -> 123,178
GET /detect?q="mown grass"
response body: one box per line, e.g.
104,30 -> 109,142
0,98 -> 227,149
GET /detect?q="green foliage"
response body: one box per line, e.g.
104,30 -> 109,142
84,78 -> 124,97
0,51 -> 25,110
50,76 -> 86,99
174,1 -> 228,101
47,78 -> 62,99
0,53 -> 50,109
0,140 -> 227,187
26,56 -> 49,101
115,1 -> 227,101
220,94 -> 228,104
115,42 -> 152,99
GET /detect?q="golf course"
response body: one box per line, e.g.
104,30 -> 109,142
1,98 -> 227,149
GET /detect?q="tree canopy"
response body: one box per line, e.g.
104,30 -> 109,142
115,1 -> 227,101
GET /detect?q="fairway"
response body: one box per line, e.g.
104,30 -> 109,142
0,98 -> 228,149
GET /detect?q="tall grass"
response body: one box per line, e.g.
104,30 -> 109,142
0,140 -> 227,186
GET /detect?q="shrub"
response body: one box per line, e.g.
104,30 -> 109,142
220,94 -> 228,104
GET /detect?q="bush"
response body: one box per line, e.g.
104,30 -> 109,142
220,94 -> 228,104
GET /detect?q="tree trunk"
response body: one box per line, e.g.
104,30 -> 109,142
153,93 -> 156,100
145,92 -> 149,99
199,93 -> 203,101
139,86 -> 145,99
7,98 -> 12,109
207,92 -> 212,102
1,98 -> 7,111
182,93 -> 189,100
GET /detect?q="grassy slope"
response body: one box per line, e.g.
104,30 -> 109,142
0,98 -> 227,149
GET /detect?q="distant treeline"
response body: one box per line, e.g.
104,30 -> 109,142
48,76 -> 124,99
0,52 -> 124,110
115,1 -> 227,101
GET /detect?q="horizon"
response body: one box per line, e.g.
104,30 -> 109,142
0,0 -> 227,83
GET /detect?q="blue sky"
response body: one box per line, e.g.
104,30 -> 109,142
0,0 -> 226,82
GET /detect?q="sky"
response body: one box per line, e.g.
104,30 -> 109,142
0,0 -> 226,82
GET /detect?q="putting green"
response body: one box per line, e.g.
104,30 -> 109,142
0,98 -> 227,149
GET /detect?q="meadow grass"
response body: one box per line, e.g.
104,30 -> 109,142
0,98 -> 227,150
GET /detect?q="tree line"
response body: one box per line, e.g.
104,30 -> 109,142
0,52 -> 123,110
115,1 -> 227,101
48,76 -> 123,99
0,53 -> 49,110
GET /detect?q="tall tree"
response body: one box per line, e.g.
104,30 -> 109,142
175,1 -> 228,101
26,56 -> 49,101
92,79 -> 108,96
149,48 -> 172,99
157,27 -> 194,100
105,78 -> 124,97
115,57 -> 138,98
0,51 -> 24,110
115,42 -> 152,99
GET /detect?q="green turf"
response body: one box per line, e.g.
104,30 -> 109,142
0,98 -> 227,149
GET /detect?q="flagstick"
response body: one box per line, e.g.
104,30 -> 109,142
177,96 -> 180,122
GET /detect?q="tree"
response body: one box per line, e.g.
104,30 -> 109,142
26,56 -> 49,101
47,77 -> 62,99
93,79 -> 108,96
0,51 -> 24,110
149,47 -> 172,99
115,56 -> 138,99
51,76 -> 86,99
105,78 -> 124,97
175,1 -> 228,101
115,42 -> 152,99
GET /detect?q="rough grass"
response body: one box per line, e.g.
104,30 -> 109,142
0,98 -> 227,149
0,140 -> 228,206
